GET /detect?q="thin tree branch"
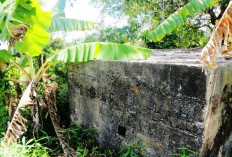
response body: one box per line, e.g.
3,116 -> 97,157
205,8 -> 217,25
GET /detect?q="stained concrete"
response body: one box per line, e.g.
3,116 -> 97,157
67,49 -> 232,157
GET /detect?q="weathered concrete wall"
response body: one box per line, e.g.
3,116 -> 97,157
201,61 -> 232,157
67,49 -> 232,157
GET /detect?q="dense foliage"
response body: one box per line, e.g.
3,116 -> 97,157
0,71 -> 11,137
91,0 -> 230,28
89,0 -> 230,49
45,38 -> 70,127
84,26 -> 139,45
0,0 -> 152,155
145,24 -> 207,49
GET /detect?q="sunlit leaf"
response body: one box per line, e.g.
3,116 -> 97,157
48,42 -> 152,63
14,0 -> 52,57
0,0 -> 52,57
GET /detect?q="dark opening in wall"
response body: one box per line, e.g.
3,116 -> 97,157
118,126 -> 126,137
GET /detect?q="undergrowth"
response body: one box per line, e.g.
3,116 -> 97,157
66,123 -> 115,156
0,137 -> 50,157
0,123 -> 146,157
0,70 -> 12,138
0,60 -> 146,156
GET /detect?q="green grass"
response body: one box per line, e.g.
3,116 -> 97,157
0,137 -> 51,157
65,123 -> 146,157
0,122 -> 204,157
119,140 -> 145,157
172,147 -> 198,157
0,123 -> 146,157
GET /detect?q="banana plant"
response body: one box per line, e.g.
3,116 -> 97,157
0,0 -> 52,144
0,1 -> 97,156
1,42 -> 152,157
0,0 -> 152,156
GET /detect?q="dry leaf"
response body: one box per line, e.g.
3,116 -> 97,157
2,82 -> 34,144
200,2 -> 232,73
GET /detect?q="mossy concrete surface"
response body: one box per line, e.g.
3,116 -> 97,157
68,49 -> 232,157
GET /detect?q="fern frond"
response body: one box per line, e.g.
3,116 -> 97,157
200,2 -> 232,72
147,0 -> 217,42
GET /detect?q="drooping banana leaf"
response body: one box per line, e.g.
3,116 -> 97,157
49,18 -> 98,32
2,80 -> 46,144
48,42 -> 152,63
0,0 -> 52,57
147,0 -> 218,42
49,0 -> 98,32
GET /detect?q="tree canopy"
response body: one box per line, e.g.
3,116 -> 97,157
90,0 -> 230,49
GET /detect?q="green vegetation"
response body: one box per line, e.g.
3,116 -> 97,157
0,137 -> 51,157
84,26 -> 139,45
0,123 -> 146,157
90,0 -> 230,48
0,71 -> 11,137
0,0 -> 231,156
0,0 -> 151,156
65,123 -> 114,156
147,0 -> 218,42
144,24 -> 207,48
172,147 -> 198,157
119,141 -> 146,157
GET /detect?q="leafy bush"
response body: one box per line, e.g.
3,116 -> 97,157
0,104 -> 8,138
48,38 -> 66,51
144,24 -> 207,49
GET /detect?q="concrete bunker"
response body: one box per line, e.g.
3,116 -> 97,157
68,49 -> 232,157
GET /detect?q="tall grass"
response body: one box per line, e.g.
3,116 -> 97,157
0,137 -> 50,157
